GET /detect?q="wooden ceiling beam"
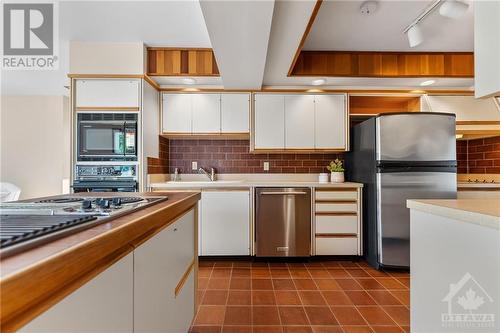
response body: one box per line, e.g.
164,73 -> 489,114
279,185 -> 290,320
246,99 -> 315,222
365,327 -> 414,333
147,47 -> 220,77
287,0 -> 323,76
289,50 -> 474,78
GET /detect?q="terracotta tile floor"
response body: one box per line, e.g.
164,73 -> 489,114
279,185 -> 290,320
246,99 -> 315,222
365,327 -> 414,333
190,260 -> 410,333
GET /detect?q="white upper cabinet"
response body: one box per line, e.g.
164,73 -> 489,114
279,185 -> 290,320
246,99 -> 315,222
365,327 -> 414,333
192,94 -> 221,133
315,94 -> 346,149
162,94 -> 192,133
221,93 -> 250,133
254,94 -> 285,149
162,93 -> 250,134
75,79 -> 140,108
474,1 -> 500,98
253,93 -> 347,151
285,95 -> 315,148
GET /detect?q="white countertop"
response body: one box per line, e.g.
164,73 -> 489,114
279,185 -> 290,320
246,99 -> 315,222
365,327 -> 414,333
407,199 -> 500,230
457,182 -> 500,189
150,180 -> 363,189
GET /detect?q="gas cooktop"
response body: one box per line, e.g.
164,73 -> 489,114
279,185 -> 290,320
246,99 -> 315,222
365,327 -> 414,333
0,195 -> 168,257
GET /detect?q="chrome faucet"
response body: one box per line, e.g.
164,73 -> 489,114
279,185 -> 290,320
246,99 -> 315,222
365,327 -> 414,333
198,167 -> 216,181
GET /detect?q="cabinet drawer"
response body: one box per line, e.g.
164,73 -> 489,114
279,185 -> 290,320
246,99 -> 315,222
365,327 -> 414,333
316,237 -> 358,255
315,190 -> 358,201
315,202 -> 357,212
316,215 -> 358,234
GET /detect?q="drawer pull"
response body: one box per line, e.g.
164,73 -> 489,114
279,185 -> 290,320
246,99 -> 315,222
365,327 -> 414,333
173,228 -> 178,232
315,212 -> 357,216
315,199 -> 357,203
316,233 -> 357,238
260,191 -> 307,195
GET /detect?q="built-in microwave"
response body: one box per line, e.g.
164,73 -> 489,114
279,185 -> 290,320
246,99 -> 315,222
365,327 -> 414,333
77,113 -> 138,161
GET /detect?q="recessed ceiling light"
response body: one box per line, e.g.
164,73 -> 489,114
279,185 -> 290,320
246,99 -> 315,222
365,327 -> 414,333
182,78 -> 196,85
420,80 -> 436,86
312,79 -> 327,86
406,25 -> 423,48
439,0 -> 469,19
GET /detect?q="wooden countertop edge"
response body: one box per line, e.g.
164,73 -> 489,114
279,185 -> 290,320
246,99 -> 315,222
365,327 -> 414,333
0,192 -> 200,333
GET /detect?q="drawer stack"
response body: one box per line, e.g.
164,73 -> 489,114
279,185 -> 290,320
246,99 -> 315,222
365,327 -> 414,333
314,187 -> 362,255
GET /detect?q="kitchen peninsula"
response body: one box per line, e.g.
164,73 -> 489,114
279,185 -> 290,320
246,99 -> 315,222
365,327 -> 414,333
0,192 -> 200,333
407,199 -> 500,333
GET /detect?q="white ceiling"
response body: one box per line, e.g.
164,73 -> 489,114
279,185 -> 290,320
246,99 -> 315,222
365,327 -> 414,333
59,1 -> 211,47
303,0 -> 474,51
199,0 -> 275,89
2,1 -> 212,95
2,0 -> 477,95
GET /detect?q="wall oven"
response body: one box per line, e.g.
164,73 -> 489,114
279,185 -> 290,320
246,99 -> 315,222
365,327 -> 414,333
77,113 -> 138,162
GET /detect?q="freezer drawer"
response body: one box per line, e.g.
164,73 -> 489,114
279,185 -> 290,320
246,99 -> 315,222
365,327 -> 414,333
376,171 -> 456,267
255,188 -> 311,257
376,113 -> 456,162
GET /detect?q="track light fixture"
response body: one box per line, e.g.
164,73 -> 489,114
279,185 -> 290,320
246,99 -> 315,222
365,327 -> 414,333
439,0 -> 469,19
403,0 -> 469,48
407,25 -> 423,48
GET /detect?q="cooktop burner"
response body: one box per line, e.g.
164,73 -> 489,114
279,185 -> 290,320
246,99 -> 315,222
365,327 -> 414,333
0,195 -> 168,257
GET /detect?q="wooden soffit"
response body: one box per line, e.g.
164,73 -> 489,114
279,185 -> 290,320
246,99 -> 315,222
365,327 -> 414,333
147,47 -> 220,76
289,51 -> 474,78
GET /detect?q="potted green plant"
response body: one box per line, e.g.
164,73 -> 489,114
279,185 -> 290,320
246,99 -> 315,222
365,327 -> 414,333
326,159 -> 345,183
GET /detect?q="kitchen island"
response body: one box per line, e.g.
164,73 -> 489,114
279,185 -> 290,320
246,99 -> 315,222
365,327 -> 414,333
0,192 -> 200,333
407,199 -> 500,333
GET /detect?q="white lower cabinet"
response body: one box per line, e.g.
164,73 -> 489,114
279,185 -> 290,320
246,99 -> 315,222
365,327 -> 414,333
134,209 -> 196,333
20,253 -> 134,333
200,190 -> 251,255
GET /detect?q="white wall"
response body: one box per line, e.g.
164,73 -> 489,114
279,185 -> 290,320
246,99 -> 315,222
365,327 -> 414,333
0,95 -> 70,199
70,42 -> 144,75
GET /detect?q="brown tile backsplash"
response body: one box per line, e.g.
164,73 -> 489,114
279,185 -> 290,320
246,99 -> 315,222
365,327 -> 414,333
147,136 -> 169,174
165,139 -> 343,174
456,136 -> 500,174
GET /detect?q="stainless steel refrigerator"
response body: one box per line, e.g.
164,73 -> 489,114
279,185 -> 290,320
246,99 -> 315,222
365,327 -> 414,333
346,113 -> 457,269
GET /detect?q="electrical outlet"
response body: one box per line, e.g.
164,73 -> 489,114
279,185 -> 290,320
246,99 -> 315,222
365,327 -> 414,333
263,161 -> 270,171
192,161 -> 198,170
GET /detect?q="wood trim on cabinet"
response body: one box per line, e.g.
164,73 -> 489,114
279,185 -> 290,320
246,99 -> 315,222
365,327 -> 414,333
315,188 -> 359,192
287,0 -> 323,76
457,187 -> 500,192
175,259 -> 195,297
315,233 -> 358,238
456,121 -> 500,125
0,193 -> 200,333
315,199 -> 357,203
68,74 -> 144,79
161,133 -> 250,140
315,212 -> 358,216
75,106 -> 140,111
290,51 -> 474,78
144,74 -> 161,91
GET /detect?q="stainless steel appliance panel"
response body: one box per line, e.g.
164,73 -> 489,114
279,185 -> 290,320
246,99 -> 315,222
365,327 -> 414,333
376,171 -> 457,267
376,113 -> 456,161
256,188 -> 311,257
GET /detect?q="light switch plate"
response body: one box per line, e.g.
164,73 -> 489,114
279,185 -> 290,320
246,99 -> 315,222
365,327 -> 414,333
192,161 -> 198,170
263,161 -> 269,171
